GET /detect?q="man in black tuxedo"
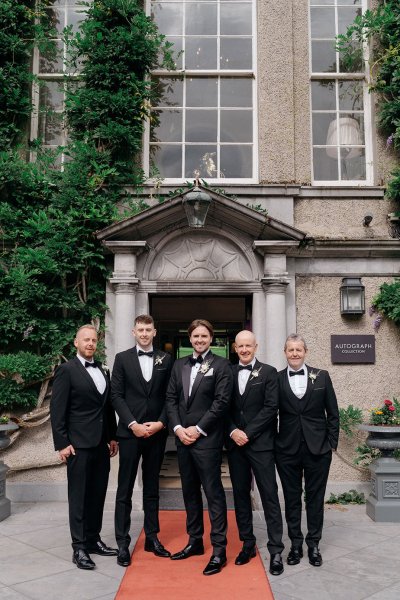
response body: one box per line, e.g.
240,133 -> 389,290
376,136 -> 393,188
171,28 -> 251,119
51,325 -> 118,570
112,314 -> 172,567
166,319 -> 233,575
227,330 -> 284,576
276,334 -> 339,568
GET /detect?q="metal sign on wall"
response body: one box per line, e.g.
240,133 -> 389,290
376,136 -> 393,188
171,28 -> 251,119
331,335 -> 376,364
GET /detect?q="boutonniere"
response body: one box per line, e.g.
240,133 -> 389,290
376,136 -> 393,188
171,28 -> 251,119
154,353 -> 166,366
309,370 -> 321,384
250,366 -> 262,380
200,360 -> 211,374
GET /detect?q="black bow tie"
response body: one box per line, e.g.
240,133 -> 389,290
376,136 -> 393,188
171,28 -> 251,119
189,355 -> 203,366
238,365 -> 252,371
289,369 -> 305,377
85,361 -> 97,368
138,350 -> 154,357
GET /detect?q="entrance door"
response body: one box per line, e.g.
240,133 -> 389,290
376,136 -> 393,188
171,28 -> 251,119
151,295 -> 251,508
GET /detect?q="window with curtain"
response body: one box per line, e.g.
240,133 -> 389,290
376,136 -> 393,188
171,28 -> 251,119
310,0 -> 371,184
147,0 -> 256,182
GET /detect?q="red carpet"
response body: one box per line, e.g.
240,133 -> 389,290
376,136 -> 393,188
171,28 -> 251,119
115,511 -> 275,600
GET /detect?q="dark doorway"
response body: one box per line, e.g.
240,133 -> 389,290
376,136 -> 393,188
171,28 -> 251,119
150,295 -> 252,364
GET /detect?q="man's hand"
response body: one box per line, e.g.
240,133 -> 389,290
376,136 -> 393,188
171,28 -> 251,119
185,425 -> 201,440
58,444 -> 75,463
109,440 -> 119,457
143,421 -> 164,436
231,429 -> 249,447
176,427 -> 197,445
130,423 -> 150,438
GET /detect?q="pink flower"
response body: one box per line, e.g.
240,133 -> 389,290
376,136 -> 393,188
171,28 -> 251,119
384,399 -> 393,406
389,405 -> 395,412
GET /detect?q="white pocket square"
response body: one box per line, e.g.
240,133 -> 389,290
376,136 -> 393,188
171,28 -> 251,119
204,368 -> 214,376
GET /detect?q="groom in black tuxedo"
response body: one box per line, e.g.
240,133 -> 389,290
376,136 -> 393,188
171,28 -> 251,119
166,319 -> 233,575
51,325 -> 118,570
112,314 -> 172,567
276,334 -> 339,568
226,330 -> 284,576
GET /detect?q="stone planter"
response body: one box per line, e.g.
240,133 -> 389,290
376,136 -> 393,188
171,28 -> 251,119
359,424 -> 400,522
0,422 -> 19,521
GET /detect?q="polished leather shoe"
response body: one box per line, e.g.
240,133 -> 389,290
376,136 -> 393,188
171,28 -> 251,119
203,555 -> 227,575
144,537 -> 171,558
308,546 -> 323,567
235,547 -> 256,565
269,553 -> 284,576
117,547 -> 131,567
87,540 -> 118,556
287,546 -> 303,565
72,549 -> 95,570
170,541 -> 205,560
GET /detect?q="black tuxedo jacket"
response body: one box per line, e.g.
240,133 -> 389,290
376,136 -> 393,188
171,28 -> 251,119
51,357 -> 117,451
166,351 -> 233,449
276,364 -> 339,456
226,360 -> 278,452
111,347 -> 172,438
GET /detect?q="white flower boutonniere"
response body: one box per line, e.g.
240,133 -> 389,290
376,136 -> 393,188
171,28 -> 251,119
309,370 -> 321,384
200,360 -> 211,374
154,354 -> 166,366
250,366 -> 262,380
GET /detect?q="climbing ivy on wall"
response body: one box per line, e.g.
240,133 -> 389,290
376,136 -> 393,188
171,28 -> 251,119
0,0 -> 174,411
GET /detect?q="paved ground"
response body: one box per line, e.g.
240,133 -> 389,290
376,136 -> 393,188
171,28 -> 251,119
1,502 -> 400,600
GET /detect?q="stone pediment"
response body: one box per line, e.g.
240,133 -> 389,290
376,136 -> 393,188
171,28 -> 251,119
96,186 -> 307,243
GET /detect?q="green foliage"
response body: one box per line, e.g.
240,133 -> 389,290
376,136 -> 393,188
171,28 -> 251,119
326,489 -> 366,505
339,405 -> 363,437
371,279 -> 400,327
337,1 -> 400,203
0,1 -> 174,410
354,443 -> 381,467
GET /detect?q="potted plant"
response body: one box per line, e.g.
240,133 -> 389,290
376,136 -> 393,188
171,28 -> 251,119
359,398 -> 400,522
0,415 -> 19,521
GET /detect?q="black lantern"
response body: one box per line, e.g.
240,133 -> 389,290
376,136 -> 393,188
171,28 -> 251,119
183,184 -> 212,228
340,277 -> 365,315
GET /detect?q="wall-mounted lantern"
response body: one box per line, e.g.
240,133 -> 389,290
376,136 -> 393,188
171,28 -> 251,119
183,183 -> 212,228
340,277 -> 365,315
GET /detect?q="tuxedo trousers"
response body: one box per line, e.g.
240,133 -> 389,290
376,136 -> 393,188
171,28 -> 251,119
66,442 -> 110,551
276,442 -> 332,548
115,432 -> 167,547
228,445 -> 284,554
177,445 -> 227,556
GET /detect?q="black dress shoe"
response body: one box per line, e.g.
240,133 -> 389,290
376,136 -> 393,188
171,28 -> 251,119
117,547 -> 131,567
287,546 -> 303,565
203,555 -> 227,576
269,553 -> 284,576
235,547 -> 256,565
144,537 -> 171,558
170,541 -> 205,560
72,549 -> 95,570
87,540 -> 118,556
308,546 -> 323,567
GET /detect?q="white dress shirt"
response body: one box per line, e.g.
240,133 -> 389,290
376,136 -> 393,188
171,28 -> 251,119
174,351 -> 210,437
287,364 -> 308,398
238,358 -> 256,395
77,354 -> 106,394
137,344 -> 154,382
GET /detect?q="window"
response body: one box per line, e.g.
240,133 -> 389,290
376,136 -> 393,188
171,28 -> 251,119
147,0 -> 256,182
31,1 -> 86,162
310,0 -> 372,184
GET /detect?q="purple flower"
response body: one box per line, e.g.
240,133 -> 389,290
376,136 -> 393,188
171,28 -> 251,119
368,305 -> 376,317
386,134 -> 394,148
373,314 -> 383,331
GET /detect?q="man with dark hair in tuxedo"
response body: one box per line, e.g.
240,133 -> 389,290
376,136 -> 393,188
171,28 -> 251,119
51,325 -> 118,570
227,330 -> 284,576
112,314 -> 172,567
276,334 -> 339,568
166,318 -> 233,575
